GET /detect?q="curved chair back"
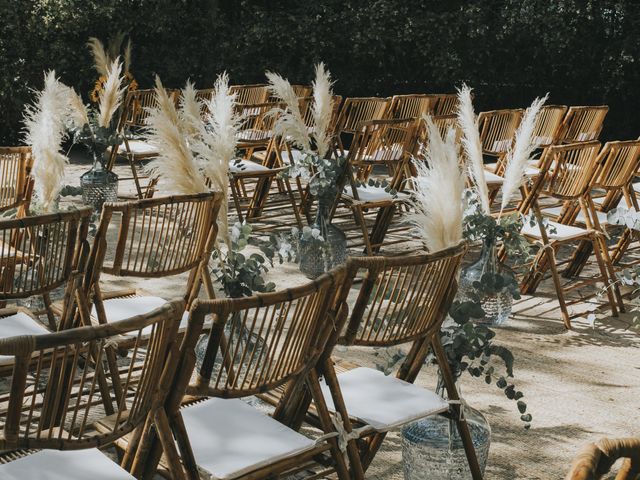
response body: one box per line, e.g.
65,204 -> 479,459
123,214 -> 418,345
0,147 -> 33,215
591,140 -> 640,191
477,109 -> 524,156
532,105 -> 567,147
335,97 -> 390,136
558,105 -> 609,143
386,95 -> 434,120
0,299 -> 184,451
339,243 -> 467,346
429,93 -> 460,116
186,269 -> 345,398
229,84 -> 269,105
122,88 -> 179,131
566,437 -> 640,480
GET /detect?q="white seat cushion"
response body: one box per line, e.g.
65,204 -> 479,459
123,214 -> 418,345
0,448 -> 134,479
484,171 -> 504,186
279,149 -> 305,165
229,159 -> 270,174
342,185 -> 408,203
320,367 -> 449,431
0,312 -> 49,365
91,296 -> 188,336
237,129 -> 272,142
125,139 -> 158,156
521,220 -> 587,240
181,398 -> 316,479
363,145 -> 404,162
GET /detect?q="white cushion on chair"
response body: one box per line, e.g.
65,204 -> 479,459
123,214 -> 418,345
320,367 -> 449,432
484,171 -> 504,186
0,312 -> 49,365
91,296 -> 188,335
0,448 -> 134,479
279,149 -> 305,164
521,220 -> 587,240
342,186 -> 408,203
125,139 -> 158,156
229,159 -> 270,174
181,398 -> 316,480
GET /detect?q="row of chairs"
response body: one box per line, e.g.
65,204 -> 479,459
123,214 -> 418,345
0,190 -> 482,478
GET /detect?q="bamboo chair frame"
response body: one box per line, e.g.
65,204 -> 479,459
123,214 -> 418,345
84,193 -> 222,342
333,97 -> 390,157
0,146 -> 33,216
0,300 -> 187,480
334,118 -> 418,255
385,94 -> 434,121
0,208 -> 92,338
565,437 -> 640,480
140,269 -> 358,480
428,93 -> 460,116
532,105 -> 568,148
229,84 -> 270,105
515,141 -> 620,328
558,106 -> 609,144
108,88 -> 179,199
414,114 -> 461,164
478,109 -> 523,170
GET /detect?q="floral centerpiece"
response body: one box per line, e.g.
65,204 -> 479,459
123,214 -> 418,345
267,63 -> 347,278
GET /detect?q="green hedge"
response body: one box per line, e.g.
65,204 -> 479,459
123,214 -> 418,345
1,0 -> 639,144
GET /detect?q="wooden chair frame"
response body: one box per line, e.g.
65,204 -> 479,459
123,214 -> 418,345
532,105 -> 568,148
333,97 -> 390,157
385,94 -> 434,121
558,106 -> 609,144
0,146 -> 34,216
565,437 -> 640,480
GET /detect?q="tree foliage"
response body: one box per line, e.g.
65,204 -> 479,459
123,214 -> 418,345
1,0 -> 639,143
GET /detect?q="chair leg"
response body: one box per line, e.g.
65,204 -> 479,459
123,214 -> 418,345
352,205 -> 373,255
154,408 -> 187,480
543,243 -> 572,329
128,155 -> 144,199
591,234 -> 622,315
431,338 -> 484,480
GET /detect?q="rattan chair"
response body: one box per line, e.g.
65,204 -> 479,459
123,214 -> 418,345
140,269 -> 359,479
0,208 -> 92,348
428,93 -> 460,116
478,108 -> 523,165
333,97 -> 390,156
84,193 -> 222,343
516,141 -> 620,328
336,118 -> 418,255
566,437 -> 640,480
0,299 -> 186,480
229,84 -> 270,105
0,147 -> 33,216
532,105 -> 568,148
558,106 -> 609,144
289,244 -> 483,478
386,94 -> 434,121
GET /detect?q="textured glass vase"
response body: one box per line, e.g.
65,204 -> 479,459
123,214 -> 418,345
457,237 -> 513,326
80,152 -> 118,211
299,199 -> 347,279
401,382 -> 491,480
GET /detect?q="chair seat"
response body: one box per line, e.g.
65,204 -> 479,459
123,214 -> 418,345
0,311 -> 49,365
279,149 -> 305,165
237,129 -> 273,142
521,220 -> 588,240
229,159 -> 271,174
320,367 -> 449,432
125,139 -> 158,156
542,206 -> 609,225
91,296 -> 188,336
362,145 -> 404,162
0,448 -> 134,479
342,186 -> 409,203
484,171 -> 504,186
181,398 -> 316,480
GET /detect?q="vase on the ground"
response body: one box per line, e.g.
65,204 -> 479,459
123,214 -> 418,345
457,236 -> 513,326
401,381 -> 491,479
80,151 -> 118,211
299,196 -> 347,279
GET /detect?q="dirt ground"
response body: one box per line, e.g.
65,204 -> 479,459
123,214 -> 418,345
60,160 -> 640,479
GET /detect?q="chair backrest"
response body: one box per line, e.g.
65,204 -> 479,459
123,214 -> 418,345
229,84 -> 270,105
477,109 -> 524,156
0,147 -> 33,214
565,437 -> 640,480
335,97 -> 390,136
185,269 -> 345,398
0,208 -> 92,301
291,85 -> 312,98
415,115 -> 460,162
88,193 -> 221,282
336,243 -> 466,347
386,95 -> 434,120
532,105 -> 567,147
236,102 -> 283,145
558,106 -> 609,143
122,88 -> 180,131
519,142 -> 601,215
591,140 -> 640,191
429,93 -> 460,116
0,300 -> 184,451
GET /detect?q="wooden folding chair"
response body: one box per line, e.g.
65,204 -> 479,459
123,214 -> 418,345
333,97 -> 390,156
0,147 -> 33,217
335,118 -> 418,255
83,193 -> 222,343
229,84 -> 270,105
414,114 -> 461,164
0,299 -> 187,480
0,208 -> 92,354
140,269 -> 359,479
557,106 -> 609,144
565,437 -> 640,480
478,109 -> 524,172
516,141 -> 620,328
279,244 -> 482,478
532,105 -> 568,148
108,88 -> 179,199
428,93 -> 460,116
291,84 -> 312,98
385,94 -> 434,120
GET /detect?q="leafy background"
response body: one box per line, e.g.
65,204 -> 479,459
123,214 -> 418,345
1,0 -> 638,144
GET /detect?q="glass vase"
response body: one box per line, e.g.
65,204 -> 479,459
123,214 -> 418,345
457,237 -> 513,326
299,198 -> 347,279
401,381 -> 491,480
80,151 -> 118,211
